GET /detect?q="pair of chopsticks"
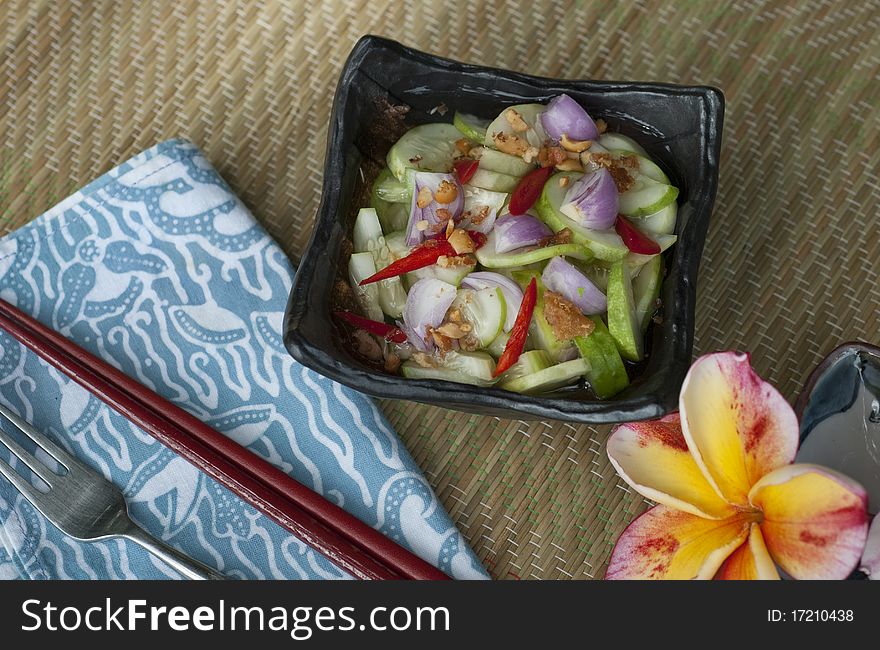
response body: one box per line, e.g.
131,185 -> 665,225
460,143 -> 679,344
0,297 -> 448,580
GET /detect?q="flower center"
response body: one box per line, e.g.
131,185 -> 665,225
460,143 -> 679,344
733,504 -> 764,525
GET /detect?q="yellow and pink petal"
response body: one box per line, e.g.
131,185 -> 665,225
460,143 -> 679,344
715,524 -> 779,580
607,413 -> 735,519
749,464 -> 868,580
605,505 -> 752,580
679,352 -> 799,506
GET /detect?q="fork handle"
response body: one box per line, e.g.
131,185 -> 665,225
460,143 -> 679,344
123,523 -> 226,580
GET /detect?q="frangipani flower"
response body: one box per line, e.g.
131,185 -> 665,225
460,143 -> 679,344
606,352 -> 869,580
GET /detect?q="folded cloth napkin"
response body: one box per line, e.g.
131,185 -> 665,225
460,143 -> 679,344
0,139 -> 487,580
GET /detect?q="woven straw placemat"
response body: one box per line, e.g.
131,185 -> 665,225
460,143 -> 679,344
1,0 -> 878,579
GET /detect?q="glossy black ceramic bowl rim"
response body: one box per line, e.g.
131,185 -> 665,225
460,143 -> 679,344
284,35 -> 724,424
794,341 -> 880,422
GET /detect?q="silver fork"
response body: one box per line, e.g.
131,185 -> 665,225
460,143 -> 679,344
0,403 -> 224,580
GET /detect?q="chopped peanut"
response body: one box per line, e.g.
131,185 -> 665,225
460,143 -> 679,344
523,146 -> 540,163
448,228 -> 476,254
459,323 -> 472,333
504,108 -> 530,132
412,352 -> 436,368
454,138 -> 473,155
437,254 -> 475,268
462,205 -> 490,226
595,118 -> 608,134
416,185 -> 433,208
539,146 -> 567,168
434,180 -> 459,204
559,175 -> 570,188
540,228 -> 573,247
445,217 -> 455,238
493,132 -> 530,157
560,134 -> 592,153
416,219 -> 430,231
436,208 -> 452,222
429,328 -> 453,351
555,157 -> 584,172
436,322 -> 467,339
587,152 -> 636,192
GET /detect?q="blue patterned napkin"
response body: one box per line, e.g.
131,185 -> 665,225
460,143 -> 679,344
0,139 -> 487,580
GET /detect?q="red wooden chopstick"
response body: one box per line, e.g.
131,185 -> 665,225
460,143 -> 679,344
0,297 -> 449,580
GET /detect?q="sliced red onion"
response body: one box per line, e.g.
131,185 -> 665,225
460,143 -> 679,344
560,168 -> 618,230
540,94 -> 599,143
396,319 -> 433,353
402,278 -> 457,346
542,256 -> 607,314
405,172 -> 464,246
461,271 -> 524,331
493,214 -> 552,254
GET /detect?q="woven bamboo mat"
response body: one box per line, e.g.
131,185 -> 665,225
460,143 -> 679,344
1,0 -> 878,579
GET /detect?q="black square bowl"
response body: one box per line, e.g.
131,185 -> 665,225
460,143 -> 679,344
283,35 -> 724,424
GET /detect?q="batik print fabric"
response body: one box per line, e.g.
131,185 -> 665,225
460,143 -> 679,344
0,139 -> 487,580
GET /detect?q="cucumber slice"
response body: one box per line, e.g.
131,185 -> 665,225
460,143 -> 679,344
500,357 -> 589,394
574,317 -> 630,399
499,349 -> 552,382
510,271 -> 576,362
535,172 -> 629,262
484,103 -> 546,149
453,112 -> 490,143
387,123 -> 461,181
371,173 -> 410,233
452,287 -> 507,347
472,146 -> 534,177
597,133 -> 647,156
634,201 -> 677,236
348,252 -> 384,323
624,233 -> 677,275
487,330 -> 511,359
400,351 -> 496,386
633,255 -> 663,334
373,168 -> 412,203
384,230 -> 410,258
606,260 -> 643,362
352,208 -> 407,319
475,230 -> 591,269
618,175 -> 679,217
406,259 -> 476,288
469,167 -> 520,193
352,207 -> 384,253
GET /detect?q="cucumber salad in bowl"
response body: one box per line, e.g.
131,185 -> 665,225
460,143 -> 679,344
335,94 -> 679,398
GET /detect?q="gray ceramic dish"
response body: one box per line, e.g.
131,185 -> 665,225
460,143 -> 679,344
283,35 -> 724,423
794,342 -> 880,579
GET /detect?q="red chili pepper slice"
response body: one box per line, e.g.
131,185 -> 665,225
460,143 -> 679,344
334,311 -> 408,344
467,231 -> 487,249
493,277 -> 537,377
508,166 -> 553,216
454,159 -> 479,185
359,239 -> 456,285
615,215 -> 661,255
